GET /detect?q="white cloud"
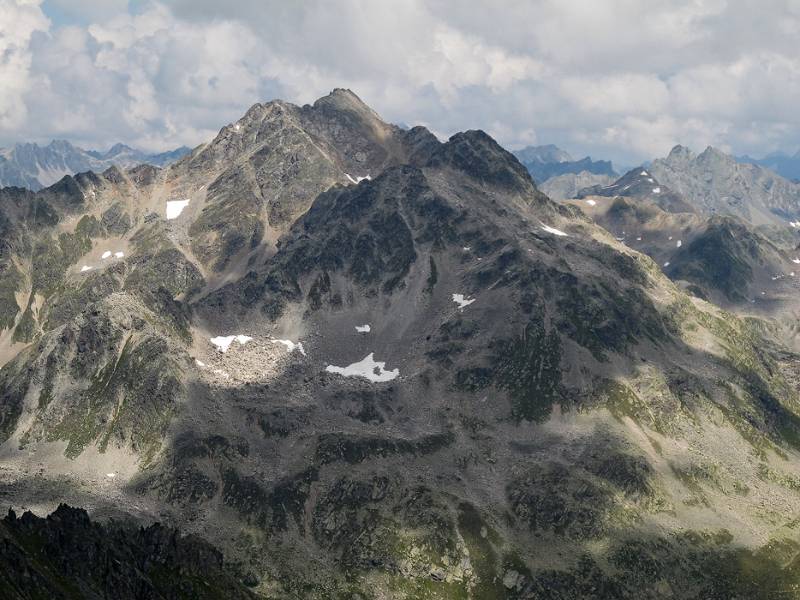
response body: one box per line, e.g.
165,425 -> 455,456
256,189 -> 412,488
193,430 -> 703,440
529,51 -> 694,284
1,0 -> 800,165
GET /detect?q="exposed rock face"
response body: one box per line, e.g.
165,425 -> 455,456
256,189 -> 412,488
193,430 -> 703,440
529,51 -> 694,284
514,144 -> 616,183
0,504 -> 256,599
649,145 -> 800,225
0,140 -> 190,191
1,91 -> 800,598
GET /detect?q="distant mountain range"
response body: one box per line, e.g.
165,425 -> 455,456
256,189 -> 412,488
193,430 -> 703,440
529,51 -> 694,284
512,144 -> 616,183
0,140 -> 191,191
738,150 -> 800,182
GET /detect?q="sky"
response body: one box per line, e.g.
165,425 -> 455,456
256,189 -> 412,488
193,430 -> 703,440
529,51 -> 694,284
1,0 -> 799,166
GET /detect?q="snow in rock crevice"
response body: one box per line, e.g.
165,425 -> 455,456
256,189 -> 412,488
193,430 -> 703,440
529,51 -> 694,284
452,293 -> 475,309
115,251 -> 124,258
540,223 -> 568,237
345,173 -> 371,184
652,187 -> 661,194
271,339 -> 306,356
325,353 -> 399,383
676,240 -> 682,248
355,324 -> 371,333
209,335 -> 253,353
80,265 -> 93,273
101,251 -> 112,259
166,199 -> 190,220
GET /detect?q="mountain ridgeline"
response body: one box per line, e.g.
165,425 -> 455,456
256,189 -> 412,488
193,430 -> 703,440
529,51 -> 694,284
0,140 -> 190,191
0,90 -> 800,598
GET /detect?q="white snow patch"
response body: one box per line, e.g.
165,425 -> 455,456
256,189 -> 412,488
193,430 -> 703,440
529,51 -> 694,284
640,170 -> 648,176
676,240 -> 682,248
540,223 -> 568,237
452,293 -> 475,309
463,246 -> 471,252
793,258 -> 800,264
636,236 -> 642,241
210,335 -> 252,353
114,251 -> 124,258
101,250 -> 112,259
652,187 -> 661,194
195,359 -> 206,368
355,324 -> 371,333
325,353 -> 399,383
647,178 -> 654,183
345,173 -> 371,184
80,265 -> 93,272
166,199 -> 190,220
790,221 -> 800,228
585,199 -> 596,206
663,261 -> 670,267
234,123 -> 241,132
106,473 -> 116,478
271,339 -> 306,356
668,236 -> 673,240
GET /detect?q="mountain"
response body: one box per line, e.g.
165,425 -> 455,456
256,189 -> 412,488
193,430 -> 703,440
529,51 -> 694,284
567,193 -> 795,306
513,144 -> 616,183
648,145 -> 800,225
0,140 -> 191,191
0,504 -> 257,598
739,150 -> 800,182
577,167 -> 697,214
1,90 -> 800,598
539,171 -> 615,201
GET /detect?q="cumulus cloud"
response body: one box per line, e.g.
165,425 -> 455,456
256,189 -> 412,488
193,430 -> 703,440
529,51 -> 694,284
1,0 -> 800,165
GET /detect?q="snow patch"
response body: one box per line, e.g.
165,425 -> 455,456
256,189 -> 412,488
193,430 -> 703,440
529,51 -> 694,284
195,359 -> 206,368
101,251 -> 112,259
585,199 -> 596,206
676,240 -> 682,248
166,199 -> 190,220
640,170 -> 648,176
210,335 -> 252,353
452,293 -> 475,309
345,173 -> 371,184
652,187 -> 661,194
272,339 -> 306,356
114,251 -> 124,258
80,265 -> 93,272
540,223 -> 568,237
663,262 -> 670,267
355,324 -> 371,333
106,473 -> 116,479
325,353 -> 399,383
792,258 -> 800,264
790,221 -> 800,228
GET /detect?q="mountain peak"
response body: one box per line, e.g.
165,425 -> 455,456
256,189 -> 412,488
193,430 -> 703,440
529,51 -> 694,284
666,144 -> 695,162
312,88 -> 376,118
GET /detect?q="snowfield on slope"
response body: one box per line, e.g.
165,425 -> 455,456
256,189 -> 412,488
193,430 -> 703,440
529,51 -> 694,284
166,199 -> 190,219
325,353 -> 399,382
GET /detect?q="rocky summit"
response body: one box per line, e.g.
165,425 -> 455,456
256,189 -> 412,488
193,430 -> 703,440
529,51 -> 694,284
2,90 -> 800,599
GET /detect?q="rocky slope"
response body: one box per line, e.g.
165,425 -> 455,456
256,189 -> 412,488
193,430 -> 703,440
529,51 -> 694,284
649,145 -> 800,226
0,140 -> 190,191
0,504 -> 256,599
1,91 -> 800,598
